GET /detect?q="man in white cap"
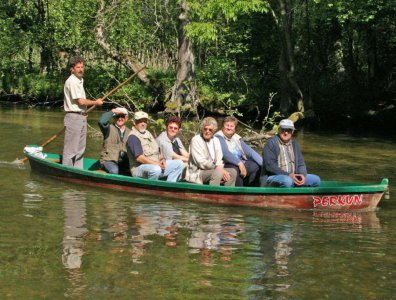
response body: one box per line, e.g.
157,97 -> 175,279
126,111 -> 184,182
260,119 -> 320,187
98,107 -> 131,174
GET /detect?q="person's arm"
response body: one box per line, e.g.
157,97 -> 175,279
293,141 -> 307,175
98,111 -> 114,138
172,151 -> 189,162
215,135 -> 241,166
241,140 -> 263,166
136,155 -> 164,169
216,136 -> 248,177
76,98 -> 103,106
171,139 -> 189,162
128,135 -> 163,168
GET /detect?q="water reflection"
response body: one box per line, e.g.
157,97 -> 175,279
312,211 -> 381,231
187,214 -> 244,268
23,181 -> 44,218
273,227 -> 294,279
62,190 -> 88,297
15,177 -> 388,299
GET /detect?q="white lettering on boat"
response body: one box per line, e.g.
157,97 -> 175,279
313,194 -> 363,208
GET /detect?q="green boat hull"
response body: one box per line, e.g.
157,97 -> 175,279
26,153 -> 389,212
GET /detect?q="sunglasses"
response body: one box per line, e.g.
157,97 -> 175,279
114,114 -> 127,119
168,126 -> 179,131
280,128 -> 293,133
203,127 -> 214,133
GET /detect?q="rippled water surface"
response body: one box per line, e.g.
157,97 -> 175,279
1,107 -> 395,299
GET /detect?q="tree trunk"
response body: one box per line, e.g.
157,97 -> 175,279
366,26 -> 377,81
168,0 -> 198,116
36,0 -> 54,73
279,46 -> 291,115
95,0 -> 150,85
271,0 -> 304,115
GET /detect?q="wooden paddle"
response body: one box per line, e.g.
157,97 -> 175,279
20,66 -> 146,163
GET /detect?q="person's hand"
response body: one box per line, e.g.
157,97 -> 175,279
221,169 -> 231,182
95,98 -> 104,106
238,162 -> 247,178
290,174 -> 306,186
216,166 -> 231,182
159,158 -> 166,170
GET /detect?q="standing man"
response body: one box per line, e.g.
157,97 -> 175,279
98,107 -> 131,174
260,119 -> 321,187
62,56 -> 103,168
126,111 -> 184,182
215,116 -> 262,186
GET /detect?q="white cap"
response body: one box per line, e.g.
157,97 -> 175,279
113,107 -> 128,116
279,119 -> 295,130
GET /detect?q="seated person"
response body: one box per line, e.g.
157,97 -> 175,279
215,116 -> 262,186
260,119 -> 321,187
156,116 -> 189,164
126,111 -> 184,182
98,107 -> 131,174
185,117 -> 237,186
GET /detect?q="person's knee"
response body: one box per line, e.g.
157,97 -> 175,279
268,175 -> 293,187
281,176 -> 294,187
104,162 -> 119,174
306,174 -> 321,187
249,162 -> 260,173
175,159 -> 184,171
107,167 -> 119,174
211,170 -> 223,181
148,166 -> 162,179
228,168 -> 237,179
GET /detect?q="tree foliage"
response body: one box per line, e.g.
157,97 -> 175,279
0,0 -> 395,128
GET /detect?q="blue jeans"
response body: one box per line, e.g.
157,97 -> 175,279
103,161 -> 119,174
134,159 -> 184,182
267,174 -> 321,187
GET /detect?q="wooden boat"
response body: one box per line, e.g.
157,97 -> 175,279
25,152 -> 389,212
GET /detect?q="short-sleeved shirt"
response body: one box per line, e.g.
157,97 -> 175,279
127,135 -> 144,158
155,131 -> 186,160
64,74 -> 86,112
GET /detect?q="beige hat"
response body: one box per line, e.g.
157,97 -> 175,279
134,111 -> 148,121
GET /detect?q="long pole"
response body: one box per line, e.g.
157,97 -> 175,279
20,66 -> 146,163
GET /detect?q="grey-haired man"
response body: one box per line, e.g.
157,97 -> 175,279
260,119 -> 321,187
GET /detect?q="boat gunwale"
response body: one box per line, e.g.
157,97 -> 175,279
27,153 -> 389,195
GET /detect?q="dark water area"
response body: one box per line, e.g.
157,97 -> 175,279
1,107 -> 396,299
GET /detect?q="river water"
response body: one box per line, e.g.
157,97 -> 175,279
1,107 -> 395,299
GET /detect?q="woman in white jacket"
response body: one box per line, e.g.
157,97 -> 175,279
185,117 -> 237,186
